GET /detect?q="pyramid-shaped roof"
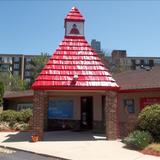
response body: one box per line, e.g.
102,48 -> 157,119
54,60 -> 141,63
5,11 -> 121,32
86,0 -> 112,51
32,7 -> 119,91
65,6 -> 85,22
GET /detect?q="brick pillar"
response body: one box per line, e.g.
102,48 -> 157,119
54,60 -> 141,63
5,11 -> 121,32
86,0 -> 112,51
32,90 -> 47,141
105,91 -> 118,140
44,94 -> 48,131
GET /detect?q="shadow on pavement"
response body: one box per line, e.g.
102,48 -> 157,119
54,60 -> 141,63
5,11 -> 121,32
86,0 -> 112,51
44,131 -> 106,141
2,131 -> 106,142
2,132 -> 32,142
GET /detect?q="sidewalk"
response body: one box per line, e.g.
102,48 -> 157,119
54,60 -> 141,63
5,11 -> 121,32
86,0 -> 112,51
0,131 -> 159,160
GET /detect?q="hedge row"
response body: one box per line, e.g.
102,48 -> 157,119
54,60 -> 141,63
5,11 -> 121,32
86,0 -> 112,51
0,109 -> 32,124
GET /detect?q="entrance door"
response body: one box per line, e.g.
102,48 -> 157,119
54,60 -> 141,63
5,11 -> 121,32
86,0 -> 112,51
80,97 -> 93,130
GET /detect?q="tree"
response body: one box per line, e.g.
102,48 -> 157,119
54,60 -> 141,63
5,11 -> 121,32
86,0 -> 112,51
0,72 -> 10,91
9,75 -> 27,91
97,49 -> 111,69
0,72 -> 27,91
101,49 -> 111,57
0,82 -> 4,106
29,52 -> 49,83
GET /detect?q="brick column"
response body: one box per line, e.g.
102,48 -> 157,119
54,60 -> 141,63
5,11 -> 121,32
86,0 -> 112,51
105,91 -> 118,140
32,90 -> 47,141
44,94 -> 49,131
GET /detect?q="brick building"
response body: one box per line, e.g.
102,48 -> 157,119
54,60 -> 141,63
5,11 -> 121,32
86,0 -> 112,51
113,66 -> 160,136
3,66 -> 160,138
2,7 -> 160,141
31,7 -> 119,140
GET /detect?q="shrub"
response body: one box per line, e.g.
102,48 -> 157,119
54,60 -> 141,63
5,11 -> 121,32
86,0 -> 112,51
123,130 -> 153,150
12,122 -> 30,131
18,109 -> 33,123
0,108 -> 32,124
0,110 -> 20,123
0,109 -> 32,131
137,104 -> 160,142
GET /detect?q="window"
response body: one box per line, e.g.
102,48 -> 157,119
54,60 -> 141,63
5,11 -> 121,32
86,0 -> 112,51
25,71 -> 31,77
149,60 -> 154,67
4,57 -> 7,63
8,57 -> 12,63
131,59 -> 136,65
144,59 -> 149,65
48,99 -> 73,119
140,59 -> 144,65
14,63 -> 19,69
17,103 -> 33,111
0,64 -> 10,71
124,99 -> 135,113
14,57 -> 20,62
26,57 -> 32,63
136,59 -> 140,65
154,59 -> 160,64
126,59 -> 131,65
25,64 -> 30,70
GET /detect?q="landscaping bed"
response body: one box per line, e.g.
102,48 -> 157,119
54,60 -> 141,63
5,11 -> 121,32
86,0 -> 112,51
141,144 -> 160,157
123,104 -> 160,157
0,109 -> 32,132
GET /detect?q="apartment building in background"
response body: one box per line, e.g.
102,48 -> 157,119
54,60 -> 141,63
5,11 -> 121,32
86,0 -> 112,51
90,39 -> 160,72
0,54 -> 39,84
91,39 -> 101,53
1,49 -> 160,83
109,50 -> 160,72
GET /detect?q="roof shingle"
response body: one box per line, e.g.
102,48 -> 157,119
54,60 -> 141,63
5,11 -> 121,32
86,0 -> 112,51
32,37 -> 118,90
113,66 -> 160,90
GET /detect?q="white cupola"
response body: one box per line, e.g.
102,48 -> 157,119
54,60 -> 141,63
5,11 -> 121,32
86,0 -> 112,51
64,6 -> 85,37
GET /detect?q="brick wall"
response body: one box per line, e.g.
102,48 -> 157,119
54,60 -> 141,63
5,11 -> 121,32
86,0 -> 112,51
119,114 -> 137,137
105,91 -> 118,140
32,91 -> 47,141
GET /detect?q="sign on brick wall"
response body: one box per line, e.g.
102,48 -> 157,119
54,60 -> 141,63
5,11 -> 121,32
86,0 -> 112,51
48,99 -> 73,119
140,97 -> 160,110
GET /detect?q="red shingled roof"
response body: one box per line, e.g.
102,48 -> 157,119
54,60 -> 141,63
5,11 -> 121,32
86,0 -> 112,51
32,36 -> 118,90
32,7 -> 119,90
65,6 -> 84,22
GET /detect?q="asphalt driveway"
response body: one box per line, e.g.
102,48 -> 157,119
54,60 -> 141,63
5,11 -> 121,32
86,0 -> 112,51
0,147 -> 63,160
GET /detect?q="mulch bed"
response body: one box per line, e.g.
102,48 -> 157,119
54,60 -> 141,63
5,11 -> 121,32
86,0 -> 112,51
141,148 -> 160,157
0,129 -> 32,132
0,129 -> 17,132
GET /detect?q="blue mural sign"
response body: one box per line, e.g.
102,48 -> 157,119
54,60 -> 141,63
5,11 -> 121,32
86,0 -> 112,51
48,100 -> 73,119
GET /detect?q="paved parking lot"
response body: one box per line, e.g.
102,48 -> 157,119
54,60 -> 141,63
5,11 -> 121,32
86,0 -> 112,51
0,147 -> 63,160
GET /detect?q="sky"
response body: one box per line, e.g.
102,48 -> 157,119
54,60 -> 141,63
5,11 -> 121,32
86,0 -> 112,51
0,0 -> 160,57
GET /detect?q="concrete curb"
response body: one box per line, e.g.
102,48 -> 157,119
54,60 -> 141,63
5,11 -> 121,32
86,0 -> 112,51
0,145 -> 70,160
